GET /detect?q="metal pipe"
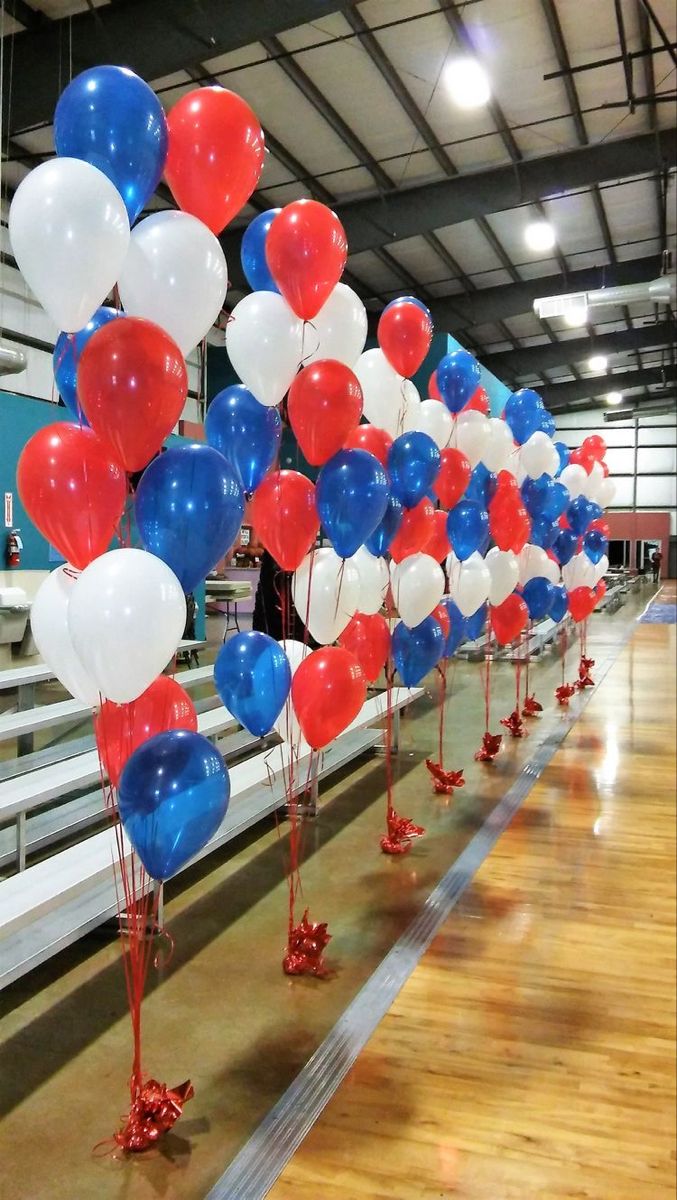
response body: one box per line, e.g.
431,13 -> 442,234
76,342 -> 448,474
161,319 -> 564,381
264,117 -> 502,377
586,275 -> 676,307
0,345 -> 27,375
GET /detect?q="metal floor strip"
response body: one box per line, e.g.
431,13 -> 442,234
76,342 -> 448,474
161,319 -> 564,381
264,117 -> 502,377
206,613 -> 641,1200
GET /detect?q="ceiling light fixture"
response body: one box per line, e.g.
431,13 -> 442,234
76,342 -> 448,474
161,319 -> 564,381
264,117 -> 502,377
588,354 -> 608,372
563,303 -> 588,328
606,391 -> 623,405
524,220 -> 556,252
444,58 -> 491,108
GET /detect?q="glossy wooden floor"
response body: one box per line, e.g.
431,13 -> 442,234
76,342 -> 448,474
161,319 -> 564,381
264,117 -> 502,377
270,589 -> 677,1200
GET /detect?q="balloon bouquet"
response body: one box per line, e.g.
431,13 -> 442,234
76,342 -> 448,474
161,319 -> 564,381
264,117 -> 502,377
10,67 -> 265,1150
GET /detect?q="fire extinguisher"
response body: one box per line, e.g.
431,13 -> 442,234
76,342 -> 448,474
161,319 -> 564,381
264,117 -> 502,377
6,529 -> 23,568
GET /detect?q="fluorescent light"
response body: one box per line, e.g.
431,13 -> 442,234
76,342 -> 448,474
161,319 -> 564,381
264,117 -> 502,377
444,58 -> 491,108
588,354 -> 608,372
524,221 -> 556,252
606,391 -> 623,405
564,304 -> 588,327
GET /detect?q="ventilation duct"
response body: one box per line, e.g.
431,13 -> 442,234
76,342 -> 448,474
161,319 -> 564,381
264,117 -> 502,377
604,397 -> 676,422
534,275 -> 676,321
0,345 -> 27,375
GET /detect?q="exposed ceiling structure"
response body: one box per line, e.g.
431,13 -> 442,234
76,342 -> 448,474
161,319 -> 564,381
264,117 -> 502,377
1,0 -> 676,414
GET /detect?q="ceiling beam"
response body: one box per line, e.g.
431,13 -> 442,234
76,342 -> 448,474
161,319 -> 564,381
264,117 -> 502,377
2,0 -> 359,135
424,254 -> 663,331
540,364 -> 677,410
222,128 -> 677,260
482,319 -> 675,378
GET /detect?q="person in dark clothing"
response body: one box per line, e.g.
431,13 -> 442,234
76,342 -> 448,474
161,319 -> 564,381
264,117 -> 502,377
252,549 -> 313,644
651,549 -> 662,584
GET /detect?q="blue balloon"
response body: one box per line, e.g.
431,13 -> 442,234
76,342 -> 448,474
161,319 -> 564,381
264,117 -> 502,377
538,409 -> 556,438
567,495 -> 594,537
465,462 -> 497,507
240,209 -> 282,293
549,584 -> 569,623
383,295 -> 432,321
392,616 -> 444,686
588,501 -> 603,524
136,443 -> 245,593
554,441 -> 570,476
54,66 -> 168,223
530,513 -> 560,549
522,576 -> 554,620
388,432 -> 440,508
523,476 -> 570,522
465,602 -> 487,642
205,384 -> 281,495
440,598 -> 467,655
215,631 -> 291,738
365,495 -> 403,557
553,528 -> 578,566
53,306 -> 123,421
503,389 -> 544,445
316,449 -> 389,558
118,730 -> 229,881
583,530 -> 608,565
437,349 -> 481,414
447,500 -> 489,561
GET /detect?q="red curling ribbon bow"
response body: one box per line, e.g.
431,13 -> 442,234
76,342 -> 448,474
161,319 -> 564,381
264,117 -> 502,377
380,807 -> 425,855
522,693 -> 543,718
425,759 -> 465,795
283,909 -> 332,978
474,731 -> 502,763
555,682 -> 577,706
576,654 -> 595,689
500,708 -> 527,739
115,1079 -> 194,1153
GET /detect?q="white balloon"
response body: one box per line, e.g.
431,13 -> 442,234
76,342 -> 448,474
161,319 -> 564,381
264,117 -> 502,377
582,460 -> 605,503
481,417 -> 514,473
304,283 -> 367,367
519,543 -> 551,586
292,548 -> 360,645
417,398 -> 453,449
447,551 -> 491,618
593,554 -> 609,585
598,477 -> 616,508
68,549 -> 186,704
274,639 -> 311,748
9,158 -> 130,332
485,547 -> 519,606
226,292 -> 304,407
562,552 -> 596,591
452,410 -> 491,468
355,348 -> 420,437
560,463 -> 587,498
30,566 -> 100,707
520,431 -> 559,479
392,553 -> 444,628
118,211 -> 227,356
349,547 -> 389,615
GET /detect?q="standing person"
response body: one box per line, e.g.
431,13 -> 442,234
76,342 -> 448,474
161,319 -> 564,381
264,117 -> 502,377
651,548 -> 663,584
252,549 -> 313,644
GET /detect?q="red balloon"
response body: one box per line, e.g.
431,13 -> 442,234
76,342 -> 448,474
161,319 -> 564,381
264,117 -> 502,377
568,585 -> 597,623
78,317 -> 187,472
431,602 -> 451,643
95,676 -> 197,789
288,360 -> 362,466
165,87 -> 265,234
434,447 -> 472,509
428,370 -> 442,401
338,612 -> 390,683
292,646 -> 366,749
489,489 -> 531,554
266,200 -> 348,321
425,509 -> 451,563
569,446 -> 595,475
17,423 -> 126,571
583,434 -> 606,462
250,470 -> 319,571
601,461 -> 609,478
588,517 -> 610,539
343,424 -> 392,467
390,498 -> 435,564
490,594 -> 528,646
595,579 -> 607,604
465,386 -> 490,415
377,302 -> 433,378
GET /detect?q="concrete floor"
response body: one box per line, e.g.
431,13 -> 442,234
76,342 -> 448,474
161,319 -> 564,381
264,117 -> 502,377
0,592 -> 652,1199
